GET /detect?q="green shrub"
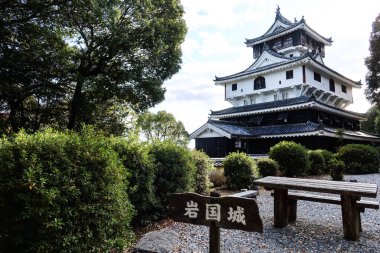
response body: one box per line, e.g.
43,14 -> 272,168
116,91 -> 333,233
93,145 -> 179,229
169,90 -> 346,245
0,128 -> 134,253
223,152 -> 259,190
308,150 -> 325,175
329,158 -> 345,181
269,141 -> 310,177
256,158 -> 279,177
111,136 -> 157,227
316,149 -> 335,173
150,141 -> 195,217
191,150 -> 212,195
209,168 -> 226,187
337,144 -> 379,174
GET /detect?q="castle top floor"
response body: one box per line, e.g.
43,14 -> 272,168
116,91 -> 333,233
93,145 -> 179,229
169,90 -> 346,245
245,6 -> 332,59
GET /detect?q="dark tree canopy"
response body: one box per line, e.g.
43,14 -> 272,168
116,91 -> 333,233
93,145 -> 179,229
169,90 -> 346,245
365,13 -> 380,104
0,0 -> 187,133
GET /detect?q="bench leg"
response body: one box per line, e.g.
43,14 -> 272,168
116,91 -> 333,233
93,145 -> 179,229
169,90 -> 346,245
288,199 -> 297,222
341,195 -> 360,240
273,189 -> 288,228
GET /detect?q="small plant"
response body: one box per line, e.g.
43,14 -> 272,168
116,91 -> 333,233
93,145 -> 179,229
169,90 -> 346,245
308,150 -> 325,175
329,158 -> 345,181
223,152 -> 259,190
256,158 -> 279,177
209,168 -> 226,187
269,141 -> 310,177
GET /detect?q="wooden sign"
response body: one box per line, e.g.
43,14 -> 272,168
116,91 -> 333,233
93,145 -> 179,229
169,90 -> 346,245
169,192 -> 263,233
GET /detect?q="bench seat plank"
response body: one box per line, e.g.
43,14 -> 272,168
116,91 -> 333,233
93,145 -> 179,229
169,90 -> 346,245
270,191 -> 379,210
255,176 -> 378,198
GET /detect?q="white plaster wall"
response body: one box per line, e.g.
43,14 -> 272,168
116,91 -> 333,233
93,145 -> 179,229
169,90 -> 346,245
225,65 -> 304,106
304,67 -> 353,102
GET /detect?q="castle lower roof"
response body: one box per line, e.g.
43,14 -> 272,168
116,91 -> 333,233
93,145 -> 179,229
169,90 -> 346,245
210,96 -> 366,120
190,119 -> 380,142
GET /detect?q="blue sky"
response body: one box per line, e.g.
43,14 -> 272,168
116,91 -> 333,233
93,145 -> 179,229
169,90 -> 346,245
152,0 -> 380,145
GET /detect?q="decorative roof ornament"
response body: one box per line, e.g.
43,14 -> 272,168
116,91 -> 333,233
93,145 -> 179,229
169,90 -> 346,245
275,5 -> 281,18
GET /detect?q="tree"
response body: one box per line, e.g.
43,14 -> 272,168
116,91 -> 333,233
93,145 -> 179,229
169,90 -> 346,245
138,110 -> 189,146
0,0 -> 72,132
361,105 -> 379,134
365,13 -> 380,104
0,0 -> 187,133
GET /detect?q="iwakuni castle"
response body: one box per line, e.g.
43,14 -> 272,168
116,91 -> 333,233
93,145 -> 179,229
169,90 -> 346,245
190,7 -> 380,158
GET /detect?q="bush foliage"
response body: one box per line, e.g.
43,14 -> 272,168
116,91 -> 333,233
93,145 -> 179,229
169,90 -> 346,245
111,136 -> 157,226
308,150 -> 325,175
0,128 -> 134,253
316,149 -> 334,173
256,158 -> 279,177
223,152 -> 259,190
150,141 -> 195,216
269,141 -> 310,177
191,150 -> 212,195
337,144 -> 379,174
329,158 -> 345,181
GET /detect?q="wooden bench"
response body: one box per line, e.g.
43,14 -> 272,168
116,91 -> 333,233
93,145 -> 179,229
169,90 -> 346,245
230,190 -> 258,198
271,191 -> 379,230
254,176 -> 378,240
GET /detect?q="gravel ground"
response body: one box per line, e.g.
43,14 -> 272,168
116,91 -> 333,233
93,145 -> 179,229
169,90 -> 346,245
167,174 -> 380,253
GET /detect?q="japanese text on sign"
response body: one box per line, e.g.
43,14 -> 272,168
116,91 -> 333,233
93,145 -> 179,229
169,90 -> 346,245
184,200 -> 246,225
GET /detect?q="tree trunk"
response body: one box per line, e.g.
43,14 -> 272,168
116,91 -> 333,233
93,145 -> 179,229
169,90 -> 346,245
68,76 -> 84,130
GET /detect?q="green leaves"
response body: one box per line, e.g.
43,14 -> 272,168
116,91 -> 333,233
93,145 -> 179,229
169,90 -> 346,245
0,0 -> 187,133
365,14 -> 380,104
138,110 -> 189,146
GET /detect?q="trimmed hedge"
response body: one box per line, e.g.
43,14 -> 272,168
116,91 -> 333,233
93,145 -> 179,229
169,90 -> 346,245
223,152 -> 259,190
150,141 -> 195,216
257,158 -> 279,177
111,136 -> 157,227
269,141 -> 310,177
337,144 -> 379,174
0,128 -> 134,253
308,150 -> 325,175
316,149 -> 334,173
191,150 -> 212,195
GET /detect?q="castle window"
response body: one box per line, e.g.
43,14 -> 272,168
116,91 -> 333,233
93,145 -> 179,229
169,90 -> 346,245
329,79 -> 335,92
250,98 -> 256,104
232,83 -> 237,91
274,94 -> 278,101
282,92 -> 288,100
244,100 -> 248,105
314,72 -> 321,82
254,76 -> 266,90
341,85 -> 347,93
286,70 -> 293,79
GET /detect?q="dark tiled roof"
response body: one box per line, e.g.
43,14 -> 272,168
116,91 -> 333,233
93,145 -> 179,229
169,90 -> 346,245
215,50 -> 304,81
208,120 -> 321,137
209,120 -> 253,136
211,96 -> 313,116
214,53 -> 361,86
245,18 -> 332,45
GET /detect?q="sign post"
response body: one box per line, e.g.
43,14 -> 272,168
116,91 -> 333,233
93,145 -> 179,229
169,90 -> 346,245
209,191 -> 221,253
168,191 -> 263,252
